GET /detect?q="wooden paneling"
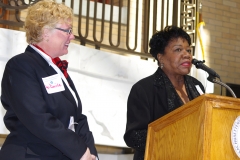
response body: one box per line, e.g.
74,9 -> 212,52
145,94 -> 240,159
0,0 -> 9,28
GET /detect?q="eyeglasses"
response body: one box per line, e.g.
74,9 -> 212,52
55,27 -> 72,35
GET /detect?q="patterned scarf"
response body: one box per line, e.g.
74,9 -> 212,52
154,67 -> 202,112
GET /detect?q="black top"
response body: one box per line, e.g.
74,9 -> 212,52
124,67 -> 205,160
0,46 -> 98,160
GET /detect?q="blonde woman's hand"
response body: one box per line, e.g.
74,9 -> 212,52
80,148 -> 92,160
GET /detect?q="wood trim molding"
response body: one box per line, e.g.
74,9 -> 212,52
0,0 -> 10,28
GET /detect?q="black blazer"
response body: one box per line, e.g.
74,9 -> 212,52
0,46 -> 98,160
124,68 -> 205,160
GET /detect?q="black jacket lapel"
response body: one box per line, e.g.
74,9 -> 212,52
24,46 -> 78,108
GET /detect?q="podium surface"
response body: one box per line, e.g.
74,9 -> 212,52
144,94 -> 240,160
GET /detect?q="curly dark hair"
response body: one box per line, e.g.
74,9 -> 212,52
149,26 -> 191,60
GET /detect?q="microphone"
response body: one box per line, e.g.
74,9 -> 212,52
192,58 -> 220,78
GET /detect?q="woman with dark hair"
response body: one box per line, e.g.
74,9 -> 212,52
124,26 -> 205,160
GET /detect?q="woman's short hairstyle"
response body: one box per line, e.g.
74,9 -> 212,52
24,0 -> 73,44
149,26 -> 191,60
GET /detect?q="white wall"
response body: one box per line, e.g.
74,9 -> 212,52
0,28 -> 157,149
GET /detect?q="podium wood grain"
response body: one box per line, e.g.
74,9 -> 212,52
144,94 -> 240,160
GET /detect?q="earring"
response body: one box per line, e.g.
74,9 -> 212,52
160,63 -> 164,69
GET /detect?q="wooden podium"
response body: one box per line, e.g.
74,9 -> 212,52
144,94 -> 240,160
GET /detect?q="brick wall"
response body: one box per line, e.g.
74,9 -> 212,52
200,0 -> 240,95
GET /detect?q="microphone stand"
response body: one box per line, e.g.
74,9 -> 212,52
207,75 -> 237,98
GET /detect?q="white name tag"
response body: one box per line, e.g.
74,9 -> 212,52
42,74 -> 65,94
195,85 -> 204,95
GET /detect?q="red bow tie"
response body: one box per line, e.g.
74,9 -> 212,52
52,57 -> 68,78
